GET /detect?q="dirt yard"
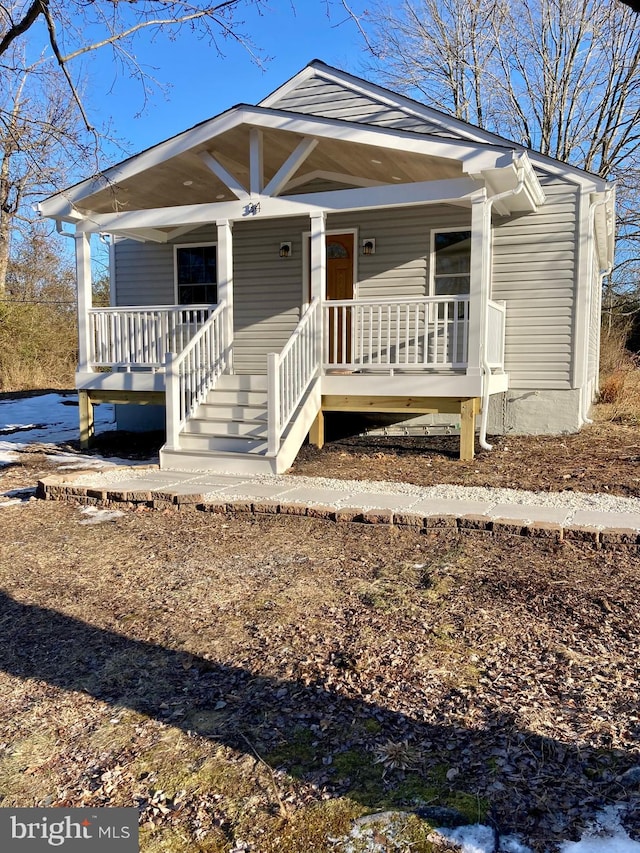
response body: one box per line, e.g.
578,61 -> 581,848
288,420 -> 640,498
0,424 -> 639,852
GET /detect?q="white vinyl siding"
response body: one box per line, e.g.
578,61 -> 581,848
492,177 -> 578,390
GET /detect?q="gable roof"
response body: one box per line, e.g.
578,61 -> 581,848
260,60 -> 610,191
38,58 -> 608,225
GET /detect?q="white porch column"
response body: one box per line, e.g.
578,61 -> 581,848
310,213 -> 326,368
310,212 -> 326,302
216,219 -> 234,372
467,191 -> 490,377
75,232 -> 93,373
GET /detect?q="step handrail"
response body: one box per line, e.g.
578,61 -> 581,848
267,298 -> 321,456
164,300 -> 227,450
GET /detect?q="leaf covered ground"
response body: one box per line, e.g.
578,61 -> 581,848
0,441 -> 639,852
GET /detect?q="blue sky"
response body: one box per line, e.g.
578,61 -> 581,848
80,0 -> 372,164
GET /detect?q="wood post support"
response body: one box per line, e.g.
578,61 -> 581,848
78,391 -> 94,449
460,397 -> 480,461
309,409 -> 325,449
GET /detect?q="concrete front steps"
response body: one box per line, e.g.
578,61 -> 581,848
160,373 -> 320,475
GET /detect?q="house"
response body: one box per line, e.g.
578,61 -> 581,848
38,60 -> 615,474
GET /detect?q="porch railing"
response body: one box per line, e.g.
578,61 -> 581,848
323,296 -> 470,371
88,304 -> 216,370
164,301 -> 227,449
487,300 -> 506,369
267,298 -> 321,455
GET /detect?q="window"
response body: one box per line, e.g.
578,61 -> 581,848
175,244 -> 217,304
432,230 -> 471,295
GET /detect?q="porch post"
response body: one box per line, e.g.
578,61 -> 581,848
310,213 -> 326,368
216,219 -> 234,372
75,232 -> 93,373
310,212 -> 326,301
467,191 -> 489,377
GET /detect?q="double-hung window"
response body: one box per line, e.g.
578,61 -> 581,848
175,243 -> 217,305
431,230 -> 471,295
430,229 -> 471,366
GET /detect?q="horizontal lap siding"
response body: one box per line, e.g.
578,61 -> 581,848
113,226 -> 216,306
492,179 -> 578,390
328,206 -> 468,299
232,217 -> 308,374
270,76 -> 452,136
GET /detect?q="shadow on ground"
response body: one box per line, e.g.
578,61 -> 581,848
0,589 -> 638,846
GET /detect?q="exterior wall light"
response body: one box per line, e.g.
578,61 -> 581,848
362,238 -> 376,255
280,241 -> 292,258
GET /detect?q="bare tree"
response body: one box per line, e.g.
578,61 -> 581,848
0,49 -> 88,295
0,1 -> 273,130
362,0 -> 640,180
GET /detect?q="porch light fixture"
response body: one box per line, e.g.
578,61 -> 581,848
362,238 -> 376,255
279,241 -> 292,258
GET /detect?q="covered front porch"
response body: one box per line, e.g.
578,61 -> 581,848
39,100 -> 544,469
73,280 -> 508,464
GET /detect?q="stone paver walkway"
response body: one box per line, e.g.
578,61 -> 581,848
38,465 -> 640,546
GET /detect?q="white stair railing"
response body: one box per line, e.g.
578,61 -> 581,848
324,296 -> 470,370
88,304 -> 215,370
267,298 -> 321,456
165,301 -> 227,450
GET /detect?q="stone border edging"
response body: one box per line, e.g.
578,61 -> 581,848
35,472 -> 640,550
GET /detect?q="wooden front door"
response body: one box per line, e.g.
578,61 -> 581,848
326,234 -> 354,364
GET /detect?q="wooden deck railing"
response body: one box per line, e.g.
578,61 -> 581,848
164,302 -> 227,449
88,304 -> 216,370
267,298 -> 321,455
323,296 -> 471,370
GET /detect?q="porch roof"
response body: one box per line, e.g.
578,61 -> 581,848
39,102 -> 542,227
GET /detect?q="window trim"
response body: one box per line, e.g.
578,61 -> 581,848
429,227 -> 471,296
173,241 -> 218,305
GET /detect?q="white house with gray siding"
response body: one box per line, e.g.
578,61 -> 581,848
39,61 -> 615,474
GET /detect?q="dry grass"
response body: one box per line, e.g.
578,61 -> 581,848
0,301 -> 77,391
595,321 -> 640,424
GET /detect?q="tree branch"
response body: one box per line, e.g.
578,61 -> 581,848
0,0 -> 44,57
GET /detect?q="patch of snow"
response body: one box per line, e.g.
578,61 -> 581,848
44,451 -> 143,470
559,807 -> 640,852
0,442 -> 19,467
78,506 -> 124,525
0,392 -> 116,445
437,824 -> 532,852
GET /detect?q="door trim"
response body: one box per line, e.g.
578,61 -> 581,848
302,227 -> 359,304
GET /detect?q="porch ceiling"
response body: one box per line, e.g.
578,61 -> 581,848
64,124 -> 465,216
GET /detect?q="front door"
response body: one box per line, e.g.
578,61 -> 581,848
326,234 -> 354,364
